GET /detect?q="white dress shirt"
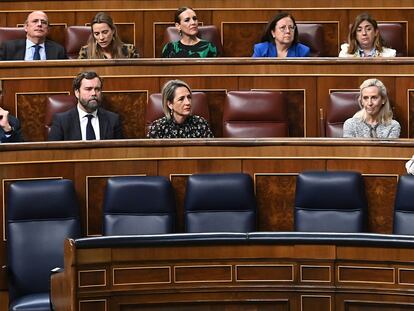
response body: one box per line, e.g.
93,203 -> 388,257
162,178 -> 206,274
24,39 -> 46,60
77,105 -> 100,140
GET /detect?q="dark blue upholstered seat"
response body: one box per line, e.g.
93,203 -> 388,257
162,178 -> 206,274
184,173 -> 257,233
6,179 -> 81,311
102,176 -> 175,235
393,175 -> 414,235
294,171 -> 367,233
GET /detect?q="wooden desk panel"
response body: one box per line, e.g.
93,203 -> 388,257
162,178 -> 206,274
51,234 -> 414,311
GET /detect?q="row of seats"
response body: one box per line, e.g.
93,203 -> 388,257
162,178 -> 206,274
5,171 -> 414,310
46,90 -> 360,139
45,91 -> 289,139
0,23 -> 406,57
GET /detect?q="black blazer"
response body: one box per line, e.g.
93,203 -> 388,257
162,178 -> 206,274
1,114 -> 24,143
0,38 -> 67,60
48,107 -> 123,141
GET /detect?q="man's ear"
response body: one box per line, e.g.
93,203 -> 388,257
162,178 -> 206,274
74,89 -> 80,100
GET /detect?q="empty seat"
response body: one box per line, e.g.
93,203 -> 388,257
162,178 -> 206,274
64,26 -> 91,59
325,91 -> 360,137
0,27 -> 26,47
163,25 -> 224,56
297,23 -> 325,57
223,91 -> 288,138
393,175 -> 414,235
6,179 -> 81,311
102,176 -> 176,235
44,94 -> 78,140
378,23 -> 406,57
294,171 -> 367,232
145,92 -> 210,135
184,173 -> 257,233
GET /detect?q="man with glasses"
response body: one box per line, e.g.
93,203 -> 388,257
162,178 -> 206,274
0,10 -> 67,60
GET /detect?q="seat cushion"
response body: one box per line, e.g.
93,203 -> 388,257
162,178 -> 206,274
10,293 -> 50,311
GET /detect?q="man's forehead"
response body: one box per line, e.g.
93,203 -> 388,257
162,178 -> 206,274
28,11 -> 48,21
81,77 -> 101,88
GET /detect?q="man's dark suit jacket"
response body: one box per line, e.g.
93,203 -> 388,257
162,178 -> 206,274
1,115 -> 24,143
0,39 -> 67,60
48,107 -> 123,141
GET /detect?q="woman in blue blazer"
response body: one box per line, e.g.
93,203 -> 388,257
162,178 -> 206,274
253,12 -> 310,58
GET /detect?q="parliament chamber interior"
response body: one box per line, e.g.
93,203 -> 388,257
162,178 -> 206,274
2,0 -> 414,310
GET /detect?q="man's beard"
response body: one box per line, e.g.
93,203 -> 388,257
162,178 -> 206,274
79,96 -> 100,112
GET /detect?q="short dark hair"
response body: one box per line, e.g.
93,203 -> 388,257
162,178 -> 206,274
72,71 -> 103,92
260,12 -> 299,44
174,6 -> 194,23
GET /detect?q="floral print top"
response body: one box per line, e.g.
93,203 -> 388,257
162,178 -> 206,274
147,115 -> 214,138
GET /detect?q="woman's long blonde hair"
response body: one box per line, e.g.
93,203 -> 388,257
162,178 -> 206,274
86,12 -> 125,59
354,78 -> 393,124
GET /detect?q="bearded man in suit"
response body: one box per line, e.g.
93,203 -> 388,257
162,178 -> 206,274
48,71 -> 123,141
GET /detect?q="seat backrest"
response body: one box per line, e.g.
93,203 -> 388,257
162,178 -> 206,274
102,176 -> 175,235
44,94 -> 78,140
64,26 -> 91,59
393,175 -> 414,235
163,25 -> 224,56
297,23 -> 325,57
0,27 -> 26,47
378,23 -> 405,57
294,171 -> 367,232
6,179 -> 81,302
223,91 -> 288,138
326,91 -> 360,137
184,173 -> 257,233
145,92 -> 210,135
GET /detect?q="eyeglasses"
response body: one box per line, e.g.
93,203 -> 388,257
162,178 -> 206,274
29,19 -> 48,26
278,25 -> 296,33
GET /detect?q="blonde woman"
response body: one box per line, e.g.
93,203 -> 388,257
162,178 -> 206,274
343,78 -> 400,138
79,12 -> 139,59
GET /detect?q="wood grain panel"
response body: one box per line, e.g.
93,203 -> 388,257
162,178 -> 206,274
236,265 -> 293,282
338,266 -> 394,284
113,267 -> 170,285
301,265 -> 331,282
79,300 -> 106,311
170,175 -> 187,233
399,269 -> 414,285
255,174 -> 296,231
364,175 -> 397,234
301,296 -> 331,311
175,265 -> 231,283
104,91 -> 147,139
78,270 -> 106,287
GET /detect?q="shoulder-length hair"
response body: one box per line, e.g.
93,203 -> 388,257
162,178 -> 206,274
260,12 -> 299,45
354,78 -> 394,124
162,79 -> 192,120
86,12 -> 125,59
347,13 -> 385,54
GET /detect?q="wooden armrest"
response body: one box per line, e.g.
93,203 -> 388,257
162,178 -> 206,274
0,265 -> 8,290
